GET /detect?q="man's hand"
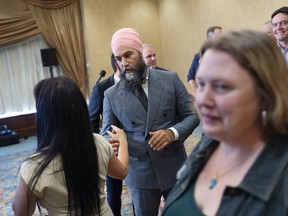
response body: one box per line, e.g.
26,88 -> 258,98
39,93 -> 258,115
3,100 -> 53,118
148,129 -> 175,151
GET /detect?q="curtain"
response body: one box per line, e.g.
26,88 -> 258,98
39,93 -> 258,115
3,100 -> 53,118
26,0 -> 88,95
0,11 -> 41,47
26,0 -> 74,8
0,0 -> 86,116
0,36 -> 49,117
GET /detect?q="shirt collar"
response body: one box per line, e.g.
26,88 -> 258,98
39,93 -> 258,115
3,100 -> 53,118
114,73 -> 121,84
196,135 -> 288,202
277,41 -> 288,52
144,68 -> 149,80
239,135 -> 288,201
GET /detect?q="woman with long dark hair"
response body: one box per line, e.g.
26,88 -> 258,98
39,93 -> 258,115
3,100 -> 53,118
12,77 -> 128,215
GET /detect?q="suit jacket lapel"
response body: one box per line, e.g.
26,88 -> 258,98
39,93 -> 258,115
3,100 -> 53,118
118,81 -> 147,121
146,70 -> 163,134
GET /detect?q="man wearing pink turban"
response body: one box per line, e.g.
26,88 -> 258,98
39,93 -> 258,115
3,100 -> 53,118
101,28 -> 199,216
111,28 -> 143,54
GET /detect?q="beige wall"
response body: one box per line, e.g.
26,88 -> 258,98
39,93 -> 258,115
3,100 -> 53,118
2,0 -> 287,93
81,0 -> 161,92
82,0 -> 286,94
158,0 -> 287,92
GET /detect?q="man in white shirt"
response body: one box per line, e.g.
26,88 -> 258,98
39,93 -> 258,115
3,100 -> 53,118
271,7 -> 288,64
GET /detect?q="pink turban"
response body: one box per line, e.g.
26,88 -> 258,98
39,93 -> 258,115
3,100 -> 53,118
111,28 -> 143,55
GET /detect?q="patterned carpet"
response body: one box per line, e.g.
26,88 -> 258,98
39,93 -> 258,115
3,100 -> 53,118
0,135 -> 200,216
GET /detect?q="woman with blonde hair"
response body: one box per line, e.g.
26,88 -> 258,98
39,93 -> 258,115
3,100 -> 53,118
163,30 -> 288,216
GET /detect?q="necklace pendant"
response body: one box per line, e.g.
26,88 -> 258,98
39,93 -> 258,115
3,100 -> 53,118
209,177 -> 217,190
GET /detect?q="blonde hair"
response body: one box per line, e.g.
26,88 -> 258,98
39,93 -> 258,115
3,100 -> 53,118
200,30 -> 288,136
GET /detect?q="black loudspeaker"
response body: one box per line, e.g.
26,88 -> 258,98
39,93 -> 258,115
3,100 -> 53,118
40,48 -> 58,67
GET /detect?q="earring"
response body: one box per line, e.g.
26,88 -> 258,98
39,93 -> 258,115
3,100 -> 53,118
261,110 -> 267,127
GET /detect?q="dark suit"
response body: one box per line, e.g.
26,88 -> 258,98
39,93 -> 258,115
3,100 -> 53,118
88,74 -> 122,216
155,66 -> 168,71
89,75 -> 115,133
187,52 -> 200,81
101,69 -> 199,215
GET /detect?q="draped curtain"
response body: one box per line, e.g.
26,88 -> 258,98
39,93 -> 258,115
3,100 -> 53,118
0,11 -> 41,47
26,0 -> 87,95
0,0 -> 87,116
25,0 -> 74,8
0,36 -> 49,117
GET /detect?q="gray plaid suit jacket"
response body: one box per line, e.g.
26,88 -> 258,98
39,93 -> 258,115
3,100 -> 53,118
100,69 -> 199,191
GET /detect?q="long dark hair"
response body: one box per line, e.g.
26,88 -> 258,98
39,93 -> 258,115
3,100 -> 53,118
27,76 -> 100,215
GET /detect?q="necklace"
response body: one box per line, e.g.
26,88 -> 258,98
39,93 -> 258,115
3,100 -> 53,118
209,141 -> 264,190
209,153 -> 250,190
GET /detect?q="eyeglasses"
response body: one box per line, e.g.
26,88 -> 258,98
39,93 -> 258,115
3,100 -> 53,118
272,20 -> 288,28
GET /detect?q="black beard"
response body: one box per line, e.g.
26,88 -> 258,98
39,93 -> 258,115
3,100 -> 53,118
121,59 -> 147,90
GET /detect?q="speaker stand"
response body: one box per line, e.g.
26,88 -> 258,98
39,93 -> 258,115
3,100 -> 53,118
49,66 -> 53,78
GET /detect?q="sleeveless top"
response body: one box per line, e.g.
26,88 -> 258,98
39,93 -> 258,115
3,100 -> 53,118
20,134 -> 114,216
